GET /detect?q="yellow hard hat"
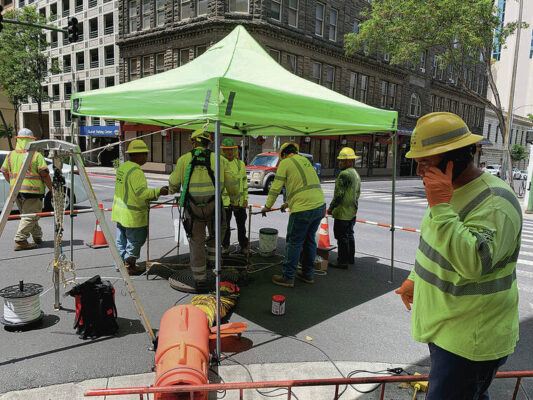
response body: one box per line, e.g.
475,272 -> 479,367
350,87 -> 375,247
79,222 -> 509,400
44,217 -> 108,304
190,128 -> 212,142
406,112 -> 483,159
338,147 -> 359,160
279,142 -> 299,155
126,139 -> 149,153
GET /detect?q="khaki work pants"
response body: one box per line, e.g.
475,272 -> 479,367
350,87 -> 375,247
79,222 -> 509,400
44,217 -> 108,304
185,201 -> 226,281
15,197 -> 43,243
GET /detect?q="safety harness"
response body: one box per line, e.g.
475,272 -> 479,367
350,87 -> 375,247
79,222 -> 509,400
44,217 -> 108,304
179,148 -> 217,237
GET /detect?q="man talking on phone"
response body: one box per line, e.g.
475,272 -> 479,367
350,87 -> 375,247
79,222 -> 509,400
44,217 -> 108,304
395,112 -> 521,399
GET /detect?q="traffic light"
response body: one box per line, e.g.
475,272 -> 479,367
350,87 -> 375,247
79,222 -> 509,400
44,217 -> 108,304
67,17 -> 78,43
0,6 -> 4,33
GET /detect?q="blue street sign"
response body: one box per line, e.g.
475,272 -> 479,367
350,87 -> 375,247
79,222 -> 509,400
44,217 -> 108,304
80,126 -> 119,137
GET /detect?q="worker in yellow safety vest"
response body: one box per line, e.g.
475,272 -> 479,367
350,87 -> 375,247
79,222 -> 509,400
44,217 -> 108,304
168,129 -> 239,293
1,128 -> 53,251
261,142 -> 325,288
111,140 -> 168,275
395,112 -> 520,399
327,147 -> 361,269
220,137 -> 249,256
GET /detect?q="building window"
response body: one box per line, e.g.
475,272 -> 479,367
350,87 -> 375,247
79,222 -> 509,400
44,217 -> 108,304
432,55 -> 438,79
388,83 -> 396,109
156,0 -> 165,25
409,93 -> 421,117
492,0 -> 506,60
142,0 -> 151,29
288,0 -> 298,27
130,58 -> 139,80
328,9 -> 337,41
63,55 -> 72,72
75,0 -> 83,13
487,123 -> 491,142
129,1 -> 138,32
195,45 -> 207,57
88,17 -> 98,38
325,65 -> 335,89
271,0 -> 281,20
53,110 -> 61,127
76,52 -> 84,70
380,81 -> 388,108
530,30 -> 533,59
179,48 -> 190,65
105,76 -> 115,87
104,45 -> 114,66
229,0 -> 248,12
90,78 -> 99,90
155,53 -> 165,73
269,49 -> 281,63
89,48 -> 99,68
287,53 -> 297,74
430,95 -> 435,112
353,19 -> 359,34
359,75 -> 368,103
419,51 -> 426,72
315,3 -> 324,36
142,56 -> 151,76
181,0 -> 195,19
348,72 -> 357,99
77,80 -> 85,92
52,84 -> 60,101
62,0 -> 69,17
312,62 -> 322,84
104,13 -> 114,34
198,0 -> 207,15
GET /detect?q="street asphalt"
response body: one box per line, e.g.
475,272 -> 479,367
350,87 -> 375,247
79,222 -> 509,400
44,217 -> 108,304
0,169 -> 532,399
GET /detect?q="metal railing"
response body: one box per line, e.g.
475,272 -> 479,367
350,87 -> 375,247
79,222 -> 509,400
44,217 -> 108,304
104,26 -> 113,34
89,30 -> 98,39
50,41 -> 58,48
90,60 -> 99,68
85,371 -> 533,400
77,63 -> 85,71
62,9 -> 69,17
50,14 -> 57,21
52,95 -> 60,101
64,66 -> 71,72
75,4 -> 83,12
105,57 -> 114,66
88,0 -> 97,7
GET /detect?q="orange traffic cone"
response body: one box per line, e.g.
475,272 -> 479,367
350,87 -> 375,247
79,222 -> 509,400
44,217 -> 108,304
87,204 -> 108,249
318,217 -> 332,248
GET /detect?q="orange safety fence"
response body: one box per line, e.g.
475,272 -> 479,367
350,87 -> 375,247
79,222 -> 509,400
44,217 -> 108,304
84,370 -> 533,400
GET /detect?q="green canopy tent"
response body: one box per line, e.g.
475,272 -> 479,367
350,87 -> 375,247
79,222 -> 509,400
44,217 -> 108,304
72,25 -> 399,357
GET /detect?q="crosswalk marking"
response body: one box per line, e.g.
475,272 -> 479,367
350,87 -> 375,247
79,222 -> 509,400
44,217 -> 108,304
519,251 -> 533,257
517,270 -> 533,279
517,259 -> 533,266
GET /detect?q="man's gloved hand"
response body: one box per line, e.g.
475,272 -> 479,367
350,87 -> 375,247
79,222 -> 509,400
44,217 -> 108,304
261,206 -> 271,217
160,186 -> 169,196
280,203 -> 288,213
423,161 -> 453,208
395,279 -> 414,310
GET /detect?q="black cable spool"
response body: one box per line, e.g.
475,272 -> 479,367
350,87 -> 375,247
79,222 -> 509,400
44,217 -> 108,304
0,281 -> 44,330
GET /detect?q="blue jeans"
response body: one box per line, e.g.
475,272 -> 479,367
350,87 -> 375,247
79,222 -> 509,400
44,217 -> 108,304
116,223 -> 148,261
282,204 -> 326,281
427,343 -> 508,400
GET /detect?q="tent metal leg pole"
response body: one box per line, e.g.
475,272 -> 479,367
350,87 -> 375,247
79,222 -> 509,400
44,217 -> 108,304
0,151 -> 35,240
390,133 -> 397,283
214,120 -> 222,361
73,152 -> 156,343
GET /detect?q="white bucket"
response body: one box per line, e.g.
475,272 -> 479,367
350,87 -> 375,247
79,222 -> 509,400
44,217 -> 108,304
259,228 -> 278,257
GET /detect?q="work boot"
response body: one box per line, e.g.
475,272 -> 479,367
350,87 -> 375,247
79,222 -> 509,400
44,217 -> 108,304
272,274 -> 294,288
33,237 -> 43,245
14,240 -> 38,251
296,271 -> 314,284
125,257 -> 144,276
328,261 -> 348,269
222,247 -> 230,255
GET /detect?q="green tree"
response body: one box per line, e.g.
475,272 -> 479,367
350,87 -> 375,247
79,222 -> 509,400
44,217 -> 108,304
0,7 -> 57,139
345,0 -> 526,169
510,143 -> 526,166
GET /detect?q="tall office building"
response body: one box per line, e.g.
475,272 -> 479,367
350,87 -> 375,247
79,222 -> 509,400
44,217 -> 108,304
14,0 -> 120,163
481,0 -> 533,168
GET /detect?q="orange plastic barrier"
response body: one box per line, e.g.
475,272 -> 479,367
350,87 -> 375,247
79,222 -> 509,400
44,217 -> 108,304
154,305 -> 210,400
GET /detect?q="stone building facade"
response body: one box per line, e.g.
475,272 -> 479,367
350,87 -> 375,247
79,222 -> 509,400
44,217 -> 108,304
116,0 -> 488,176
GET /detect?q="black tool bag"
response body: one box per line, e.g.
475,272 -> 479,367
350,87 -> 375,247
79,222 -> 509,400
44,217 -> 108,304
66,275 -> 118,339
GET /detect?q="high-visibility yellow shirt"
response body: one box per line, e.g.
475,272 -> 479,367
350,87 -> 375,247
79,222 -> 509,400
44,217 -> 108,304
0,138 -> 48,195
408,173 -> 520,361
168,147 -> 239,204
111,161 -> 161,228
222,158 -> 247,207
265,154 -> 324,213
330,167 -> 360,220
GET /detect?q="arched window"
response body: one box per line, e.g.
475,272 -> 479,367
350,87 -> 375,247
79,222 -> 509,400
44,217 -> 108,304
409,93 -> 421,117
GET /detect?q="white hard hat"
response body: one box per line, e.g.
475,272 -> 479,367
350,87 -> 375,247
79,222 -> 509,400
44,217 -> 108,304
17,128 -> 36,139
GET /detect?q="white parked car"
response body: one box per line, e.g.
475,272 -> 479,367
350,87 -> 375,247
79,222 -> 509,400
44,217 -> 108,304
512,168 -> 521,179
0,150 -> 89,211
483,164 -> 501,177
520,170 -> 528,180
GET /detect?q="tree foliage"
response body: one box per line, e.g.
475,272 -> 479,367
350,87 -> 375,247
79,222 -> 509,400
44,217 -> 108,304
0,7 -> 55,138
510,143 -> 526,163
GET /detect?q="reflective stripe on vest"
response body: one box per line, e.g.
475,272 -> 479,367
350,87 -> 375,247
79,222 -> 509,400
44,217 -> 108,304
286,156 -> 321,202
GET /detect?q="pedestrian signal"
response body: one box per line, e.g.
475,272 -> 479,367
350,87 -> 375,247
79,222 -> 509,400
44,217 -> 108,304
67,17 -> 78,43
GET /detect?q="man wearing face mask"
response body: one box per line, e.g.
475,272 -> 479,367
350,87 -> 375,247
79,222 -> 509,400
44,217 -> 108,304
395,112 -> 520,399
